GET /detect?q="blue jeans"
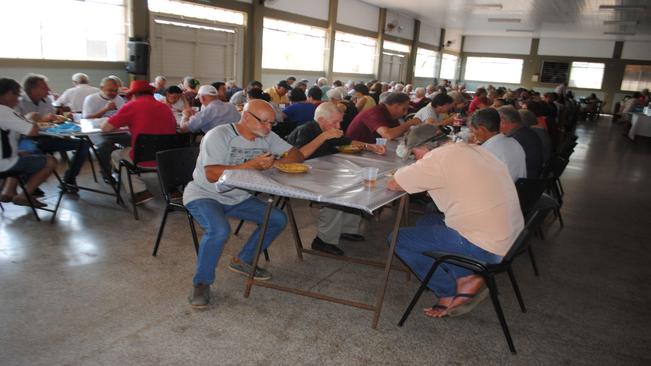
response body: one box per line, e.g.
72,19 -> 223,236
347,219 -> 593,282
393,213 -> 502,297
21,136 -> 90,182
186,197 -> 288,285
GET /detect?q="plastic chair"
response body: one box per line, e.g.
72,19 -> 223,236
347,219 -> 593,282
515,178 -> 553,276
152,147 -> 200,256
398,212 -> 539,354
0,170 -> 64,223
117,133 -> 192,220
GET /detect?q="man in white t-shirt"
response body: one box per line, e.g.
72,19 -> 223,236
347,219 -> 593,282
0,78 -> 56,207
53,73 -> 99,113
412,93 -> 456,126
82,76 -> 129,182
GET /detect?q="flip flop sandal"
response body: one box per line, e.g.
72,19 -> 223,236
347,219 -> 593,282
448,287 -> 489,318
424,304 -> 450,318
0,194 -> 13,203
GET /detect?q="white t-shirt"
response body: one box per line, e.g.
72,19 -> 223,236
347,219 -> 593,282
54,84 -> 100,112
480,133 -> 527,181
82,92 -> 125,118
414,103 -> 446,124
0,105 -> 34,172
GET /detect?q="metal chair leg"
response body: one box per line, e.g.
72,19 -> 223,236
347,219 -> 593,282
486,274 -> 517,354
234,219 -> 245,235
263,249 -> 270,262
18,179 -> 40,221
152,205 -> 171,256
398,260 -> 442,326
125,168 -> 138,220
88,149 -> 98,183
506,266 -> 527,313
188,213 -> 199,255
527,246 -> 540,277
555,208 -> 564,228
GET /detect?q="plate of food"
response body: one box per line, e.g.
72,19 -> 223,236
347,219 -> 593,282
336,144 -> 363,154
275,163 -> 310,174
37,122 -> 55,129
54,115 -> 71,123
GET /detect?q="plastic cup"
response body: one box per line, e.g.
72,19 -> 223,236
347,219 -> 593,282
375,138 -> 387,146
72,113 -> 82,123
361,167 -> 379,187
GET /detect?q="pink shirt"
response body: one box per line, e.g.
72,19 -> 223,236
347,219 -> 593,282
394,143 -> 524,256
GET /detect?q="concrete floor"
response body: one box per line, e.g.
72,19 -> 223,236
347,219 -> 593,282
1,117 -> 650,365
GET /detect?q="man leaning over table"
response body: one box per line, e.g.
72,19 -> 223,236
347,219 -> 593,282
286,102 -> 385,256
100,80 -> 177,205
183,99 -> 304,308
387,131 -> 523,318
345,92 -> 420,144
179,85 -> 240,134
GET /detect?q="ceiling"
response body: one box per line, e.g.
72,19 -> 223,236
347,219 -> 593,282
361,0 -> 651,41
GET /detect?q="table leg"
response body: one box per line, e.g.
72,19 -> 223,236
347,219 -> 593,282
371,195 -> 407,329
244,197 -> 275,298
284,198 -> 304,261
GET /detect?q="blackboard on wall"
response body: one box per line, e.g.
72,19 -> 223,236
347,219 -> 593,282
540,61 -> 570,84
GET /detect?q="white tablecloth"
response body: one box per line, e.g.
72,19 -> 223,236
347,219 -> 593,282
628,113 -> 651,140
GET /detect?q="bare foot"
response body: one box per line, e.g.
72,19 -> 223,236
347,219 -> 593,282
424,296 -> 454,318
445,275 -> 485,313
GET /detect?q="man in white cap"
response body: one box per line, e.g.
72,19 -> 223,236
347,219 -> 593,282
180,85 -> 240,133
54,73 -> 99,113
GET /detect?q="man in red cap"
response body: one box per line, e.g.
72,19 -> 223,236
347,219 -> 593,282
100,80 -> 177,205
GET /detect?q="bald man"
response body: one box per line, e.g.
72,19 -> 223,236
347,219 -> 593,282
183,100 -> 304,308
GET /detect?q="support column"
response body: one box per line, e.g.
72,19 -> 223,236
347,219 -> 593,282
405,19 -> 420,85
325,0 -> 338,81
249,0 -> 264,82
376,8 -> 387,81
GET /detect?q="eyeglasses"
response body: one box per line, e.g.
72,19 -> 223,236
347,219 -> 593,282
247,111 -> 277,126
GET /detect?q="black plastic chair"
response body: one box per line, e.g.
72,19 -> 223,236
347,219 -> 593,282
542,155 -> 569,227
398,212 -> 539,354
515,178 -> 553,276
152,147 -> 200,257
117,133 -> 192,220
0,170 -> 64,223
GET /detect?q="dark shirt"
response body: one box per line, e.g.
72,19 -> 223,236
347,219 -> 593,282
282,103 -> 317,126
340,100 -> 357,133
509,126 -> 544,178
286,121 -> 352,159
345,103 -> 398,144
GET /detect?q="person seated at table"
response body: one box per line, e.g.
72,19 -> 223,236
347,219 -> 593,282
179,85 -> 240,134
411,94 -> 456,126
230,80 -> 262,107
467,87 -> 487,115
225,80 -> 241,101
264,80 -> 291,106
408,87 -> 430,114
210,81 -> 229,103
183,99 -> 305,308
181,77 -> 201,108
100,80 -> 177,205
16,74 -> 89,190
53,73 -> 100,113
151,75 -> 167,95
282,86 -> 321,127
286,102 -> 385,255
387,132 -> 523,318
498,106 -> 544,179
469,108 -> 526,181
317,77 -> 330,100
0,78 -> 57,207
519,109 -> 552,168
352,84 -> 376,113
155,85 -> 189,114
346,92 -> 419,144
326,88 -> 357,133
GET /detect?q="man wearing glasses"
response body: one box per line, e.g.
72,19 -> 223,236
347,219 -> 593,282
183,99 -> 304,309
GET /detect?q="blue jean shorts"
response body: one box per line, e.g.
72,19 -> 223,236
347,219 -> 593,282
6,155 -> 48,176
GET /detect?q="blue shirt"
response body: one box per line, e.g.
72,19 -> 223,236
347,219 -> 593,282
282,103 -> 317,126
187,100 -> 241,133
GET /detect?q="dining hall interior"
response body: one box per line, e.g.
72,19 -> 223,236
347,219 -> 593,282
1,0 -> 650,364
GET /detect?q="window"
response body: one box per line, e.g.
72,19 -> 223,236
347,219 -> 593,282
439,53 -> 458,80
414,48 -> 438,78
148,0 -> 245,25
569,62 -> 605,89
383,41 -> 410,54
262,18 -> 327,71
620,65 -> 651,92
463,57 -> 524,84
0,0 -> 127,61
333,32 -> 376,74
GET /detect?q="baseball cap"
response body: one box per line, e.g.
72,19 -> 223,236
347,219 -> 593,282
197,85 -> 218,98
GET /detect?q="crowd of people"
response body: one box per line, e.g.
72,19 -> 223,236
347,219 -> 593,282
2,70 -> 647,317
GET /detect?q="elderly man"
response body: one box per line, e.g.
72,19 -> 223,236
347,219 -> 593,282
286,102 -> 385,255
156,85 -> 188,114
346,92 -> 419,143
180,85 -> 240,134
16,74 -> 89,190
101,80 -> 177,204
468,87 -> 488,114
317,77 -> 330,100
183,100 -> 304,308
498,106 -> 544,179
0,78 -> 56,207
230,80 -> 262,107
469,108 -> 526,181
54,73 -> 100,113
264,80 -> 291,106
326,88 -> 357,132
409,87 -> 429,113
388,133 -> 523,318
211,81 -> 229,102
411,94 -> 456,126
152,76 -> 167,94
519,109 -> 551,164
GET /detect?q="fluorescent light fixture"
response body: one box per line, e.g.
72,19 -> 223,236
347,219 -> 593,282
488,18 -> 521,23
599,5 -> 647,11
154,19 -> 235,33
506,29 -> 535,32
466,4 -> 503,10
604,31 -> 636,35
603,20 -> 639,25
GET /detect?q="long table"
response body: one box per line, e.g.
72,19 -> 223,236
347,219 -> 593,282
217,146 -> 413,328
628,113 -> 651,140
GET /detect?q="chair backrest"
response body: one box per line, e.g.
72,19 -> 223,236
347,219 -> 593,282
156,147 -> 199,200
132,133 -> 192,165
502,211 -> 539,263
515,178 -> 549,215
542,155 -> 568,180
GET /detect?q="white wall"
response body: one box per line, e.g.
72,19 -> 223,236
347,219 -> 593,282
538,38 -> 615,58
265,0 -> 329,21
463,36 -> 532,55
385,11 -> 414,40
621,41 -> 651,61
443,28 -> 462,52
419,23 -> 440,47
336,0 -> 378,32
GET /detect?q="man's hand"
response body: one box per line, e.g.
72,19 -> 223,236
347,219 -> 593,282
105,100 -> 117,111
366,144 -> 386,155
412,146 -> 430,160
321,128 -> 343,140
182,108 -> 196,118
387,177 -> 404,192
246,152 -> 275,170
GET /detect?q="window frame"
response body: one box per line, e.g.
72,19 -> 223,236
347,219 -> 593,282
620,64 -> 651,92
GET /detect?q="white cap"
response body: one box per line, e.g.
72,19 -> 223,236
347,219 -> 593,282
197,85 -> 218,98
